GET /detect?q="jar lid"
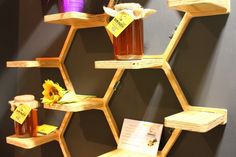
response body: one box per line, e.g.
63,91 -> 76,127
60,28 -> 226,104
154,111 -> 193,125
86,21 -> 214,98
9,94 -> 39,109
103,3 -> 156,19
114,3 -> 142,11
14,95 -> 35,102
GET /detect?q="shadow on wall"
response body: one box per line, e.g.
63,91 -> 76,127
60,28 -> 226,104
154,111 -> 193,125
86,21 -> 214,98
18,0 -> 45,49
172,14 -> 229,104
41,0 -> 57,15
77,27 -> 113,56
169,125 -> 226,157
170,13 -> 229,156
65,111 -> 117,156
85,0 -> 109,14
0,0 -> 18,157
0,0 -> 18,66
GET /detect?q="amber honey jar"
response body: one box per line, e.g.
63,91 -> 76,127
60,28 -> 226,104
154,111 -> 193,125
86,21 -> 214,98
9,95 -> 39,137
113,19 -> 144,60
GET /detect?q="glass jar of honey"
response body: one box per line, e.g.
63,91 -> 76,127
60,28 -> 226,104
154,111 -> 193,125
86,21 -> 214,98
113,19 -> 144,60
9,95 -> 39,137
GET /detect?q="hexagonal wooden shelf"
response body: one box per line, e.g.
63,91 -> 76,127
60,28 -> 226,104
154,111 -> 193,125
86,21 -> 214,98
95,0 -> 229,156
6,0 -> 230,157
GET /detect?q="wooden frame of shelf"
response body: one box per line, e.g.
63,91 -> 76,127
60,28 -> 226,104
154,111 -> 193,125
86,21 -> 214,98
6,0 -> 230,156
95,1 -> 230,156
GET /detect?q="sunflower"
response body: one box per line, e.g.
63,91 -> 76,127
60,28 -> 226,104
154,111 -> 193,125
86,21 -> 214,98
41,80 -> 67,106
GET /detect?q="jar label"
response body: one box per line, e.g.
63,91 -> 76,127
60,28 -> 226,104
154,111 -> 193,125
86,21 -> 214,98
106,12 -> 134,37
10,104 -> 32,124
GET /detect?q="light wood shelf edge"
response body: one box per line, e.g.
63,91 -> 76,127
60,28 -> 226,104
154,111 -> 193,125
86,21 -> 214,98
95,59 -> 163,69
7,58 -> 61,68
98,149 -> 160,157
6,132 -> 58,149
188,106 -> 227,124
164,109 -> 227,132
43,98 -> 104,112
44,12 -> 108,28
168,0 -> 230,17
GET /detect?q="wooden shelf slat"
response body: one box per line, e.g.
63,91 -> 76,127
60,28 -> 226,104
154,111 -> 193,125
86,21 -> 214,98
44,12 -> 108,28
95,59 -> 163,69
44,98 -> 103,112
6,132 -> 58,149
7,59 -> 60,68
168,0 -> 230,16
164,110 -> 226,132
98,149 -> 161,157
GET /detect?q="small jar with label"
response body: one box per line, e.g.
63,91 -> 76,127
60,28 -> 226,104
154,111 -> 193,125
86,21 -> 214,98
103,3 -> 156,60
9,95 -> 39,137
113,19 -> 144,60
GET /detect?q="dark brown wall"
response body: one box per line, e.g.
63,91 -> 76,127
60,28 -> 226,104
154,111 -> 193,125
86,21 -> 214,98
1,0 -> 236,157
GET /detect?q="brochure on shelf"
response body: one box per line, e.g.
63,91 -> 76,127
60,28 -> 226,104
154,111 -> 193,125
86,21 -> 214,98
100,118 -> 163,156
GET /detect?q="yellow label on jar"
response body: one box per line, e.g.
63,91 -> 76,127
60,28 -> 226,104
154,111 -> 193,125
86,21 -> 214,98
10,104 -> 31,124
106,12 -> 134,37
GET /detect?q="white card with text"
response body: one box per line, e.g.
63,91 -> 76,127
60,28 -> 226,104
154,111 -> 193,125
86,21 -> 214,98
118,119 -> 163,156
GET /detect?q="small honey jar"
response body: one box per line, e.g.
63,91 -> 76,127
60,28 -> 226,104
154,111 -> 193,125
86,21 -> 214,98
9,95 -> 39,137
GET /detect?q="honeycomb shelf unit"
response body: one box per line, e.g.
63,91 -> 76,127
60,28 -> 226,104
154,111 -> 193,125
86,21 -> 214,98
5,0 -> 230,157
95,0 -> 230,156
5,1 -> 120,157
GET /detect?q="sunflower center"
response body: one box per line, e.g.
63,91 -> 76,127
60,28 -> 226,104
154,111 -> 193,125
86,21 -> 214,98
49,87 -> 59,96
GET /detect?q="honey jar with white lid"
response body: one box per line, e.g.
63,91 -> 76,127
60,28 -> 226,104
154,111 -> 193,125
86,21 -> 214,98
9,94 -> 39,137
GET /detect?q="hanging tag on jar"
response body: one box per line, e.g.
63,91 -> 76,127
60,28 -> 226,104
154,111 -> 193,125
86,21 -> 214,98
106,12 -> 134,37
10,104 -> 32,124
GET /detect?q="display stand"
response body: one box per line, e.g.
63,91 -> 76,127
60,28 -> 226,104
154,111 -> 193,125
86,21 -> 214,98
95,0 -> 230,156
6,0 -> 230,156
